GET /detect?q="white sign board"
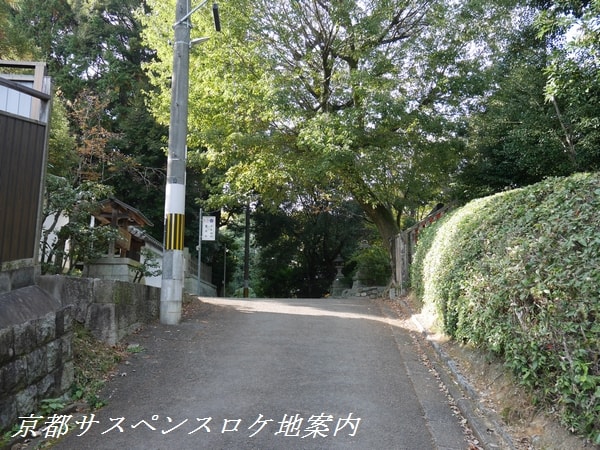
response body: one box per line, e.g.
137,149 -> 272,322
202,216 -> 217,241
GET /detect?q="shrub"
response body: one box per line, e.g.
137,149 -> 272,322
352,245 -> 391,286
411,172 -> 600,443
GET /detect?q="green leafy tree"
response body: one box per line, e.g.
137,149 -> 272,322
140,0 -> 520,278
132,247 -> 162,283
457,28 -> 575,198
252,197 -> 366,298
535,0 -> 600,169
457,1 -> 600,199
9,0 -> 171,241
0,0 -> 36,59
48,96 -> 79,179
351,245 -> 391,287
41,175 -> 116,274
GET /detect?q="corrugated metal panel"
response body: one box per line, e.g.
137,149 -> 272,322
0,112 -> 46,263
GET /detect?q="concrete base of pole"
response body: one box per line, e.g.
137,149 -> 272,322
160,250 -> 184,325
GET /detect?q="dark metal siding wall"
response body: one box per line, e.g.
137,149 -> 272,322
0,112 -> 46,263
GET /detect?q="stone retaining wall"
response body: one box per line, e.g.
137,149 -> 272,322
0,264 -> 38,295
0,276 -> 160,431
37,275 -> 160,345
0,286 -> 74,431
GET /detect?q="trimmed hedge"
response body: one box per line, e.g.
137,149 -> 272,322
411,173 -> 600,443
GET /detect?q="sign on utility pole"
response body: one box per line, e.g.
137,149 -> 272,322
197,210 -> 216,294
202,216 -> 217,241
160,1 -> 220,325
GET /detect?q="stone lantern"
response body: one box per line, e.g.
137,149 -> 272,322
331,254 -> 345,297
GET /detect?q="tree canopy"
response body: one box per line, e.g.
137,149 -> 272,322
4,0 -> 171,240
456,0 -> 600,199
3,0 -> 597,289
140,0 -> 526,265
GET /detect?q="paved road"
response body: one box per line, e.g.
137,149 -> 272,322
53,297 -> 469,449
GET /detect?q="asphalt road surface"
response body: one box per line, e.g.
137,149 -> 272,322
53,296 -> 470,449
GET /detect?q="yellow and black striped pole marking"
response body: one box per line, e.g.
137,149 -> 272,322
165,213 -> 185,250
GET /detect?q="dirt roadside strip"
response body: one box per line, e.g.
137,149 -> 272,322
376,298 -> 515,450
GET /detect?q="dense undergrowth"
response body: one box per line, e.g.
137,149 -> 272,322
411,172 -> 600,443
71,323 -> 125,409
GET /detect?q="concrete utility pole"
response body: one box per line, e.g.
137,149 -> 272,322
161,1 -> 220,324
197,208 -> 202,295
243,202 -> 250,298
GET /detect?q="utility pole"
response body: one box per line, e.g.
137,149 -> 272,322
197,208 -> 202,295
243,202 -> 250,298
161,1 -> 220,324
160,0 -> 191,325
223,244 -> 227,297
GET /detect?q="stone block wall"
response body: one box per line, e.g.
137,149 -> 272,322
0,286 -> 74,431
38,275 -> 160,345
83,257 -> 139,283
184,276 -> 217,297
86,279 -> 160,344
0,264 -> 38,295
0,276 -> 160,432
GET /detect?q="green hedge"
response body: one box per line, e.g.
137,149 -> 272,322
411,173 -> 600,443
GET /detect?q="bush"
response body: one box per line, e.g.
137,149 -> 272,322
352,245 -> 391,286
411,172 -> 600,443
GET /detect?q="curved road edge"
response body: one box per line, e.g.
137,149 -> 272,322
376,297 -> 517,450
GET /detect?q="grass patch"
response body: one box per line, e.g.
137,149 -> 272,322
70,323 -> 127,410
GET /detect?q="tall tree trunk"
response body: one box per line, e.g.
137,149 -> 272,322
354,198 -> 400,284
